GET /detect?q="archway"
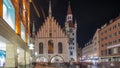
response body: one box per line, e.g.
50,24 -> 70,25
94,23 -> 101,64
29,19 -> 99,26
36,56 -> 48,62
50,55 -> 64,63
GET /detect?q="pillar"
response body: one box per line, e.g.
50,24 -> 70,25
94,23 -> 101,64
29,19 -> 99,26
6,43 -> 17,68
26,48 -> 30,68
0,0 -> 2,17
18,49 -> 26,68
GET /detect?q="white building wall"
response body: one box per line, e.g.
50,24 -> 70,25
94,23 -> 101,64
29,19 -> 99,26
68,28 -> 77,61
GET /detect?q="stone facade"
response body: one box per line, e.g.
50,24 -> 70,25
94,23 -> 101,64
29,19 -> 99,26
34,1 -> 69,63
82,29 -> 99,63
99,16 -> 120,62
65,2 -> 77,62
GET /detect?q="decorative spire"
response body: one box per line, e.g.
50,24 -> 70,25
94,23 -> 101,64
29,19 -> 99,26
32,21 -> 35,33
49,0 -> 52,17
75,19 -> 77,28
67,1 -> 72,14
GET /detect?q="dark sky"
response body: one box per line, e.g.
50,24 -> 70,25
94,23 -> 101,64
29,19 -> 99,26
30,0 -> 120,48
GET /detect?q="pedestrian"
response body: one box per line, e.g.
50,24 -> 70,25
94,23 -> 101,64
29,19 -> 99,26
69,60 -> 73,68
55,59 -> 60,68
3,62 -> 5,68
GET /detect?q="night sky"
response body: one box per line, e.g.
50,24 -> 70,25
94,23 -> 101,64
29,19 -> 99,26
30,0 -> 120,48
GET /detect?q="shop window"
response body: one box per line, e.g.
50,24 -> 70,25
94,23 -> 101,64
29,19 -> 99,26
3,0 -> 15,31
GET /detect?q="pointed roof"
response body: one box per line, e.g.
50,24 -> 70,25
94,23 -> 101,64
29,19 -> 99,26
67,1 -> 72,14
49,0 -> 52,17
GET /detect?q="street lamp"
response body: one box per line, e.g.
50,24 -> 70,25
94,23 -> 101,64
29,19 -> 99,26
29,44 -> 34,50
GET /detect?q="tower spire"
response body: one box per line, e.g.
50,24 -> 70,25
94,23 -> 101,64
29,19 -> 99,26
49,0 -> 52,17
67,1 -> 72,14
32,21 -> 35,34
66,1 -> 73,22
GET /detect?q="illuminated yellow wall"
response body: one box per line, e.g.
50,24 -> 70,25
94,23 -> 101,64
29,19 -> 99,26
0,0 -> 3,17
12,0 -> 21,35
12,0 -> 30,45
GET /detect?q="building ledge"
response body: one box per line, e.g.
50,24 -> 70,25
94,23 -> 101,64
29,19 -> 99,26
0,18 -> 29,50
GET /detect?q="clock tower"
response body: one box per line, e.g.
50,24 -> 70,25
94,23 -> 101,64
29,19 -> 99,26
65,1 -> 77,62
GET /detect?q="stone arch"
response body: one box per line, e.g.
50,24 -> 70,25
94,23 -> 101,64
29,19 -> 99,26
50,55 -> 64,63
36,56 -> 48,62
70,58 -> 75,61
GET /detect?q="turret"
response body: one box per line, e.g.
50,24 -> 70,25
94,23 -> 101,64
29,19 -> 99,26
75,20 -> 77,29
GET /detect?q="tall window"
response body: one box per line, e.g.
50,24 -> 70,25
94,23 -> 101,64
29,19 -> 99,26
39,42 -> 43,54
58,42 -> 62,53
48,40 -> 54,54
70,51 -> 73,56
113,48 -> 117,54
3,0 -> 15,31
108,49 -> 112,55
118,47 -> 120,54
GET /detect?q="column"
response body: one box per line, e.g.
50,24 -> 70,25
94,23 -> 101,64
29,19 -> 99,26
0,0 -> 2,17
18,49 -> 25,68
6,43 -> 17,68
26,48 -> 30,68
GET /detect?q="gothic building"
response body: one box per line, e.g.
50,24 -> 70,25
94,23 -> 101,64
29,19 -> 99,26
33,1 -> 77,63
34,1 -> 69,63
65,2 -> 77,61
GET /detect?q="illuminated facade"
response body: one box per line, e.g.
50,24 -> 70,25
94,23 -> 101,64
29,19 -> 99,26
99,16 -> 120,62
34,1 -> 69,63
65,2 -> 77,62
0,0 -> 31,67
77,47 -> 82,62
82,29 -> 100,63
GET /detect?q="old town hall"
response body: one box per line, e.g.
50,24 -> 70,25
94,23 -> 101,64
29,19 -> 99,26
32,1 -> 77,63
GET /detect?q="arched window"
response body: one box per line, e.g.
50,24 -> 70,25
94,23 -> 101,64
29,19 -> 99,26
48,40 -> 54,54
58,42 -> 62,53
39,42 -> 43,54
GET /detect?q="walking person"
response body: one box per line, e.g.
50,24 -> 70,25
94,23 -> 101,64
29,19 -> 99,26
2,62 -> 5,68
56,59 -> 60,68
69,60 -> 73,68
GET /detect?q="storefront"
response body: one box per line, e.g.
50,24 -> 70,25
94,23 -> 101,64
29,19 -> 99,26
0,0 -> 31,68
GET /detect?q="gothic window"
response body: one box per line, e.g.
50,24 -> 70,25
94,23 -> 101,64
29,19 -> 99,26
70,51 -> 73,56
39,42 -> 43,54
49,33 -> 52,37
48,40 -> 54,54
58,42 -> 62,54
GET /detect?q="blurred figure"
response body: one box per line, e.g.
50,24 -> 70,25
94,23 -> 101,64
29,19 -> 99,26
69,60 -> 73,68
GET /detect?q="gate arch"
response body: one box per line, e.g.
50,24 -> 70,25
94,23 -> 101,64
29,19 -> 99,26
36,56 -> 48,62
50,55 -> 64,63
